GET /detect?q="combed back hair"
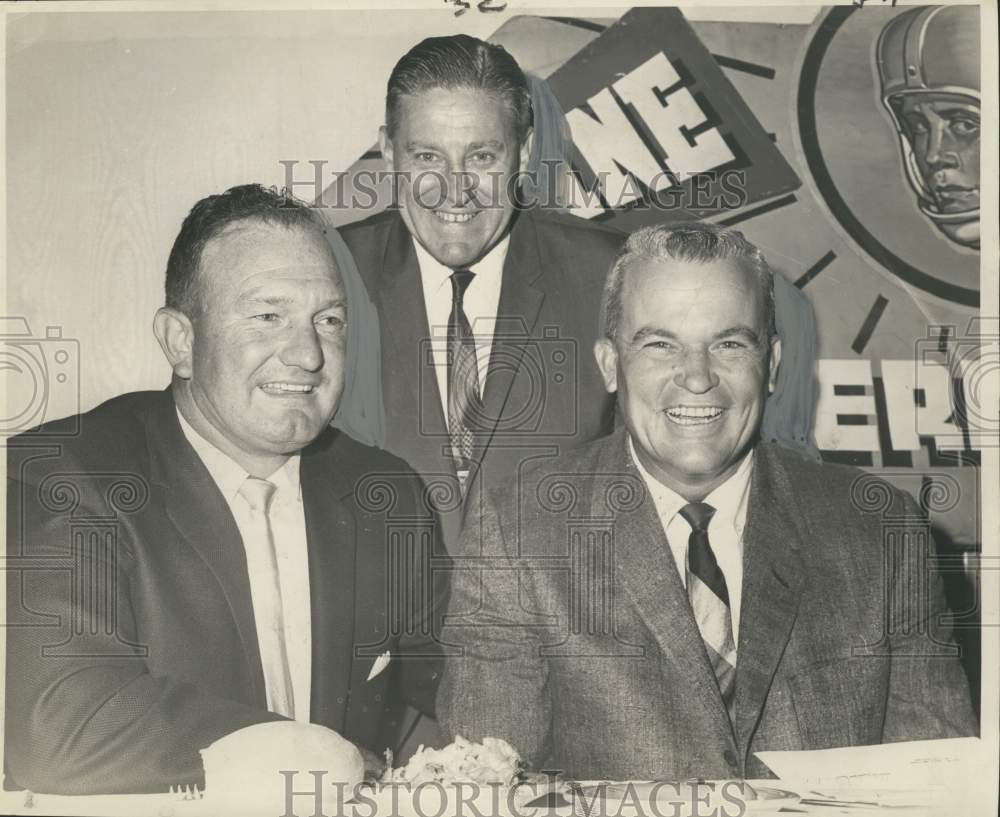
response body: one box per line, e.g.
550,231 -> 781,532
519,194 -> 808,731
385,35 -> 532,143
165,184 -> 324,316
601,222 -> 777,342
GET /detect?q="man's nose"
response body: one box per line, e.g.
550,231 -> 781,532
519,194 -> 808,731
280,324 -> 324,371
673,349 -> 719,393
444,162 -> 479,207
925,119 -> 960,170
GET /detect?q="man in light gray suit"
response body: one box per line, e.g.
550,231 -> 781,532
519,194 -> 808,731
438,223 -> 976,781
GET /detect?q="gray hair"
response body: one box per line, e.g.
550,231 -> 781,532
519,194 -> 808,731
601,222 -> 776,341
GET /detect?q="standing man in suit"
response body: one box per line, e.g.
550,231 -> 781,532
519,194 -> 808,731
5,185 -> 441,794
438,222 -> 976,780
340,35 -> 623,552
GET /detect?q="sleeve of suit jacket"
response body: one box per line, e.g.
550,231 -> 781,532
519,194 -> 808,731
880,491 -> 978,740
436,486 -> 560,768
4,455 -> 286,795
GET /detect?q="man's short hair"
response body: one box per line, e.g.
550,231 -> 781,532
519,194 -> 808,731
165,184 -> 324,316
385,34 -> 532,143
601,222 -> 777,342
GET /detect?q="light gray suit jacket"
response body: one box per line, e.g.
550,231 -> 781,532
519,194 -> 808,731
438,430 -> 976,780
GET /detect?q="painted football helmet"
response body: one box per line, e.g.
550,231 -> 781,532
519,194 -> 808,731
876,5 -> 980,248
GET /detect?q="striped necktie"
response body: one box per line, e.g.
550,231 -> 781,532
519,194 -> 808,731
238,477 -> 295,719
681,501 -> 737,719
447,269 -> 482,489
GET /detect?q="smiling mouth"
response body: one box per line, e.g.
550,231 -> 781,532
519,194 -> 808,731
260,382 -> 315,395
665,406 -> 724,425
434,211 -> 479,224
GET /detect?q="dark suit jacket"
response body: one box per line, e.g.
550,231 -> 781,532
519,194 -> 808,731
438,430 -> 976,780
5,388 -> 443,794
339,208 -> 624,552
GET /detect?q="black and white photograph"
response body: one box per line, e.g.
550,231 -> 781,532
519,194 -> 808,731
2,1 -> 997,815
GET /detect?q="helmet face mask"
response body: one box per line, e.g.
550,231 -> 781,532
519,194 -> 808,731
876,6 -> 981,250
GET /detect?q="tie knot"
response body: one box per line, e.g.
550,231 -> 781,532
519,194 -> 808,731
450,269 -> 476,300
680,501 -> 716,533
239,477 -> 276,513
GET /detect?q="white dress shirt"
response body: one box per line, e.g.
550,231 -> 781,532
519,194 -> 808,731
177,410 -> 312,722
628,436 -> 753,642
413,236 -> 509,422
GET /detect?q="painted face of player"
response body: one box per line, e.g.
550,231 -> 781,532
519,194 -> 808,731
380,87 -> 531,269
898,94 -> 980,216
595,257 -> 780,501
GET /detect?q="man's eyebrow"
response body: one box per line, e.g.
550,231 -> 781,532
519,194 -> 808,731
404,141 -> 441,152
629,326 -> 764,343
468,141 -> 505,151
714,325 -> 764,343
402,140 -> 507,152
241,293 -> 295,307
630,327 -> 679,344
939,107 -> 980,118
240,293 -> 347,310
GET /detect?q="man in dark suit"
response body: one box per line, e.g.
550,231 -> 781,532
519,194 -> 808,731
5,185 -> 442,794
340,35 -> 623,553
438,222 -> 976,780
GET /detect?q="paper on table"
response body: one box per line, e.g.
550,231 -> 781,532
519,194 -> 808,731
755,737 -> 982,788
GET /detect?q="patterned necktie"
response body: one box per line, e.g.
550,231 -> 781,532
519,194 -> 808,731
681,501 -> 737,719
447,269 -> 482,488
238,477 -> 295,719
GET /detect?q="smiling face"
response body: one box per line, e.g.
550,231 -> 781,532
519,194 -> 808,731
897,94 -> 980,215
380,86 -> 530,269
176,220 -> 347,472
595,257 -> 780,501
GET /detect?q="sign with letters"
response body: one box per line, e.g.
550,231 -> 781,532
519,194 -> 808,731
544,7 -> 800,227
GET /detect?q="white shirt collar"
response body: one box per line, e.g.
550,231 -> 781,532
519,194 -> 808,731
628,435 -> 754,536
412,233 -> 510,298
176,408 -> 301,504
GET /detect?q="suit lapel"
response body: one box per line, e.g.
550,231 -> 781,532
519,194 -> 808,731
602,433 -> 736,736
145,389 -> 267,706
366,210 -> 550,463
474,212 -> 548,474
301,434 -> 358,730
374,215 -> 451,472
734,445 -> 806,757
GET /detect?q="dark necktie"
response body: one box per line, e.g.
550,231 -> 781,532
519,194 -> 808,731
680,501 -> 737,719
447,269 -> 482,487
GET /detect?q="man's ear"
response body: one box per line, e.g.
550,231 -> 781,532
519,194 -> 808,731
519,128 -> 534,175
767,335 -> 782,394
594,337 -> 619,394
153,307 -> 195,380
378,127 -> 395,169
